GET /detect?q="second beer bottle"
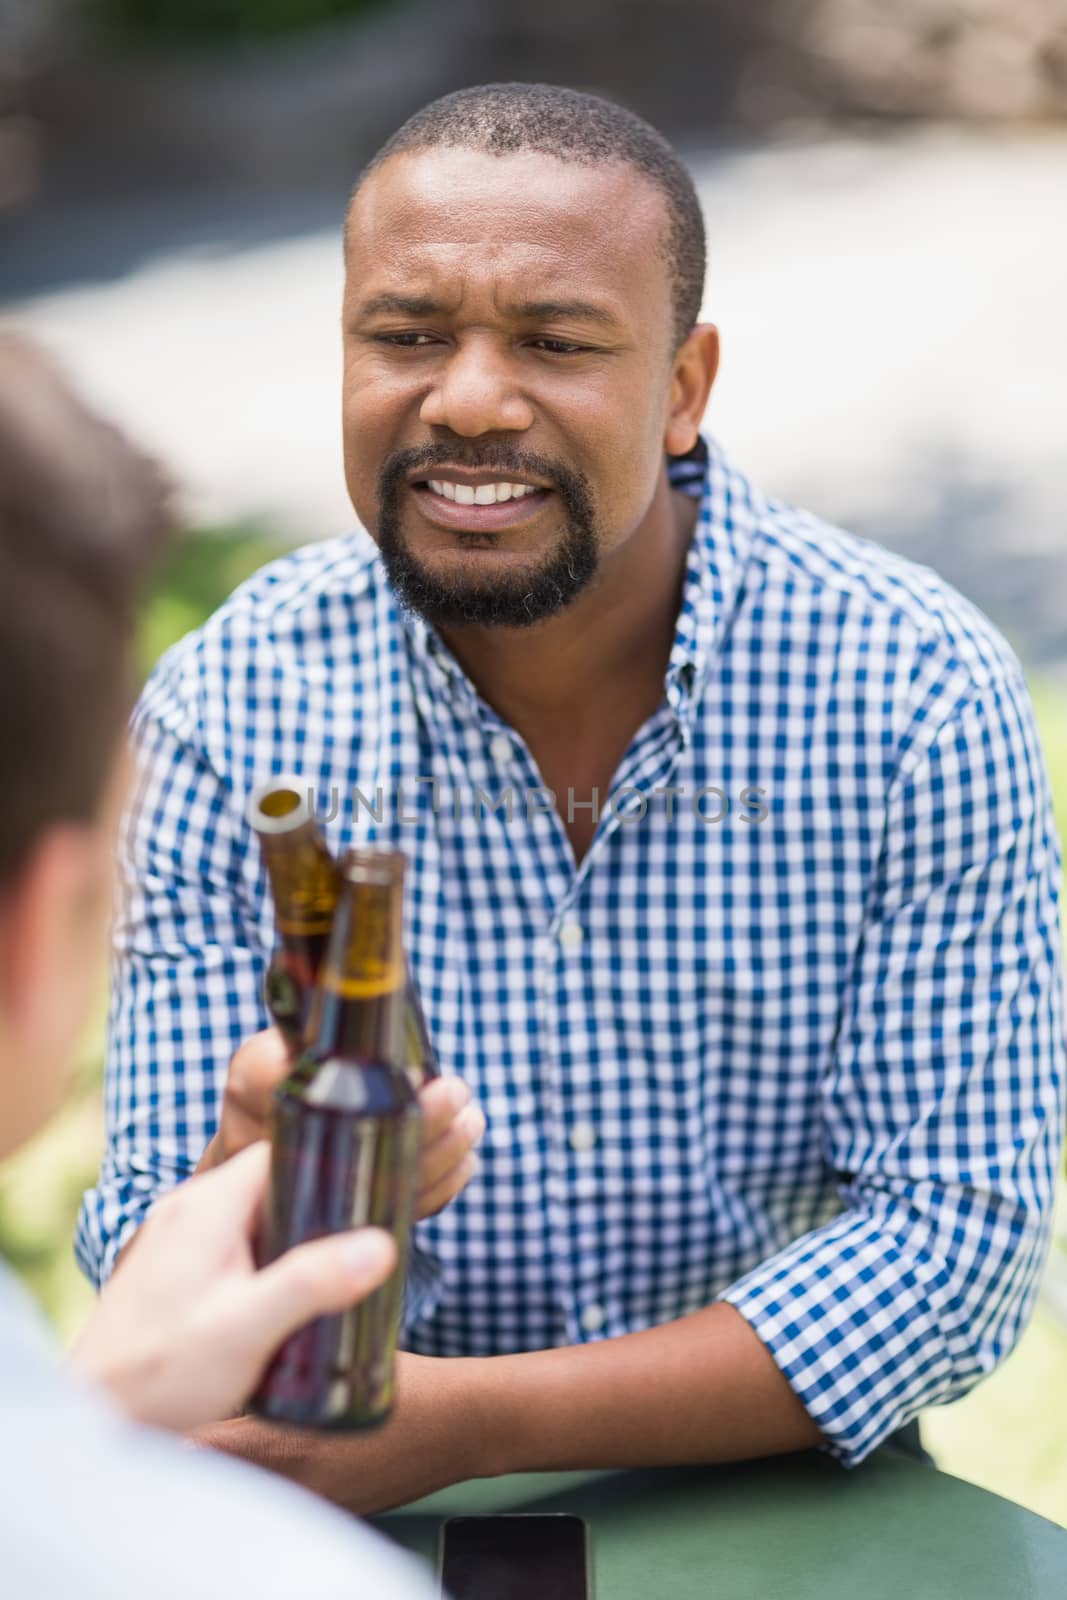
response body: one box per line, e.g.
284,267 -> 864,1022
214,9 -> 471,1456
247,778 -> 439,1087
251,847 -> 421,1430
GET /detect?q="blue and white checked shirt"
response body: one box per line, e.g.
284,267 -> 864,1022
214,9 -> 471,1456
77,437 -> 1066,1467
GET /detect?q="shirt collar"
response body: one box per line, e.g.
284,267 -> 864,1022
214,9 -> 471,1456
663,433 -> 752,721
393,433 -> 755,718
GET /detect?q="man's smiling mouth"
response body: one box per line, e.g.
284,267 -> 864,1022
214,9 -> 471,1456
409,472 -> 553,533
425,479 -> 540,505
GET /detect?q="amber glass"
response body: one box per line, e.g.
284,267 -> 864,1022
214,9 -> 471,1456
247,779 -> 341,1044
251,848 -> 422,1430
248,779 -> 439,1079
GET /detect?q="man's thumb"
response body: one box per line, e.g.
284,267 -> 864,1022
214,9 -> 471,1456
245,1227 -> 398,1349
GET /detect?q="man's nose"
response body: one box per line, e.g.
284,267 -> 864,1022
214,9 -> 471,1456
419,338 -> 533,436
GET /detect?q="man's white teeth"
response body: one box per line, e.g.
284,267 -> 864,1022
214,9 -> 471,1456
426,480 -> 540,505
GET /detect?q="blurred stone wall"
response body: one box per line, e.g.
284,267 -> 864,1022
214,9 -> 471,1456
757,0 -> 1067,123
478,0 -> 1067,129
3,0 -> 1066,205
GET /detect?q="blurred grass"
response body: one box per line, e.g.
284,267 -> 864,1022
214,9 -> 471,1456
1031,676 -> 1067,847
136,519 -> 294,679
920,670 -> 1067,1526
922,1286 -> 1067,1526
0,521 -> 1065,1522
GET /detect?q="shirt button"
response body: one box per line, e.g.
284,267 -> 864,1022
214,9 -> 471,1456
558,919 -> 584,950
581,1303 -> 606,1334
489,734 -> 513,765
569,1123 -> 597,1152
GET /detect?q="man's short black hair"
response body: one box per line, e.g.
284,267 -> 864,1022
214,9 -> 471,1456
352,82 -> 706,351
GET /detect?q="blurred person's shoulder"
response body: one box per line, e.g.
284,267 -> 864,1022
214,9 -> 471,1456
0,1263 -> 432,1600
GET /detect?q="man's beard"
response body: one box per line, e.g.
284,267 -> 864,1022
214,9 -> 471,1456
375,443 -> 598,628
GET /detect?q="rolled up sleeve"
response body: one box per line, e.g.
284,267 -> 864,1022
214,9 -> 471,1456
720,664 -> 1066,1465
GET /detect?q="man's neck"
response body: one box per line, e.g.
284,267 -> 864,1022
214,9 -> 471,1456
433,471 -> 700,863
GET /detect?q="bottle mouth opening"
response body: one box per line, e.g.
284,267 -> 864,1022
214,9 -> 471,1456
246,777 -> 314,834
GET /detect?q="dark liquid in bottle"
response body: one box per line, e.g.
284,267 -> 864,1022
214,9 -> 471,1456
249,780 -> 342,1047
264,929 -> 332,1043
251,845 -> 421,1431
251,1054 -> 420,1430
250,781 -> 439,1075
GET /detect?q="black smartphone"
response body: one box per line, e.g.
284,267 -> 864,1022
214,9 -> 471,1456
438,1513 -> 591,1600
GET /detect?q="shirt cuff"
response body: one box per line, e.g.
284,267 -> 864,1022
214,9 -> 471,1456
401,1238 -> 445,1334
75,1177 -> 169,1290
717,1202 -> 970,1468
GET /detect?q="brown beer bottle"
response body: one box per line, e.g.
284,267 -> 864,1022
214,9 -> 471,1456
251,847 -> 422,1430
248,778 -> 439,1085
247,779 -> 340,1046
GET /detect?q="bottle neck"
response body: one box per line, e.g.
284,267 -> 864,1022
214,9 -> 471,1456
307,862 -> 407,1069
307,988 -> 403,1068
260,822 -> 339,940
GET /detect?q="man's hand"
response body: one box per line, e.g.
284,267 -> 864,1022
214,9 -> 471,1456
194,1351 -> 487,1516
196,1026 -> 485,1218
69,1142 -> 397,1432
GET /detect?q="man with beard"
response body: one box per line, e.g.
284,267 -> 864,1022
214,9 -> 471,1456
79,84 -> 1064,1511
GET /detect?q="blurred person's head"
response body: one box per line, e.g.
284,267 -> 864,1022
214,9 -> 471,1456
341,83 -> 718,630
0,335 -> 173,1159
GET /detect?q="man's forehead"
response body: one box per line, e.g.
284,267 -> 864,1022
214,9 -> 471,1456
347,146 -> 668,260
345,148 -> 670,318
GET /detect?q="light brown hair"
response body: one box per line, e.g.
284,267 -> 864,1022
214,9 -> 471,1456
0,333 -> 175,890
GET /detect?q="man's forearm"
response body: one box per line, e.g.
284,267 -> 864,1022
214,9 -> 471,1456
477,1300 -> 822,1475
192,1302 -> 821,1515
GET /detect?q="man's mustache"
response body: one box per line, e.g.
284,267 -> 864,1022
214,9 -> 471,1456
380,444 -> 565,494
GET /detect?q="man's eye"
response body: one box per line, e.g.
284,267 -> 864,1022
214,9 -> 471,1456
532,338 -> 590,355
375,333 -> 439,348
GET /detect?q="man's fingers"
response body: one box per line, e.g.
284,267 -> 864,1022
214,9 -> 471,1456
226,1027 -> 292,1113
419,1102 -> 485,1192
210,1027 -> 293,1164
418,1152 -> 478,1220
417,1074 -> 471,1145
413,1076 -> 481,1220
245,1228 -> 398,1352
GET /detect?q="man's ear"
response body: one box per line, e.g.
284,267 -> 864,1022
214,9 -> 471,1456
0,824 -> 102,1032
664,323 -> 720,457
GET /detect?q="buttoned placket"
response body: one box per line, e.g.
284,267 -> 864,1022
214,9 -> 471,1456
535,681 -> 700,1343
400,550 -> 710,1346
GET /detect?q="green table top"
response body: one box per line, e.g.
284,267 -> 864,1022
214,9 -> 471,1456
374,1452 -> 1067,1599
